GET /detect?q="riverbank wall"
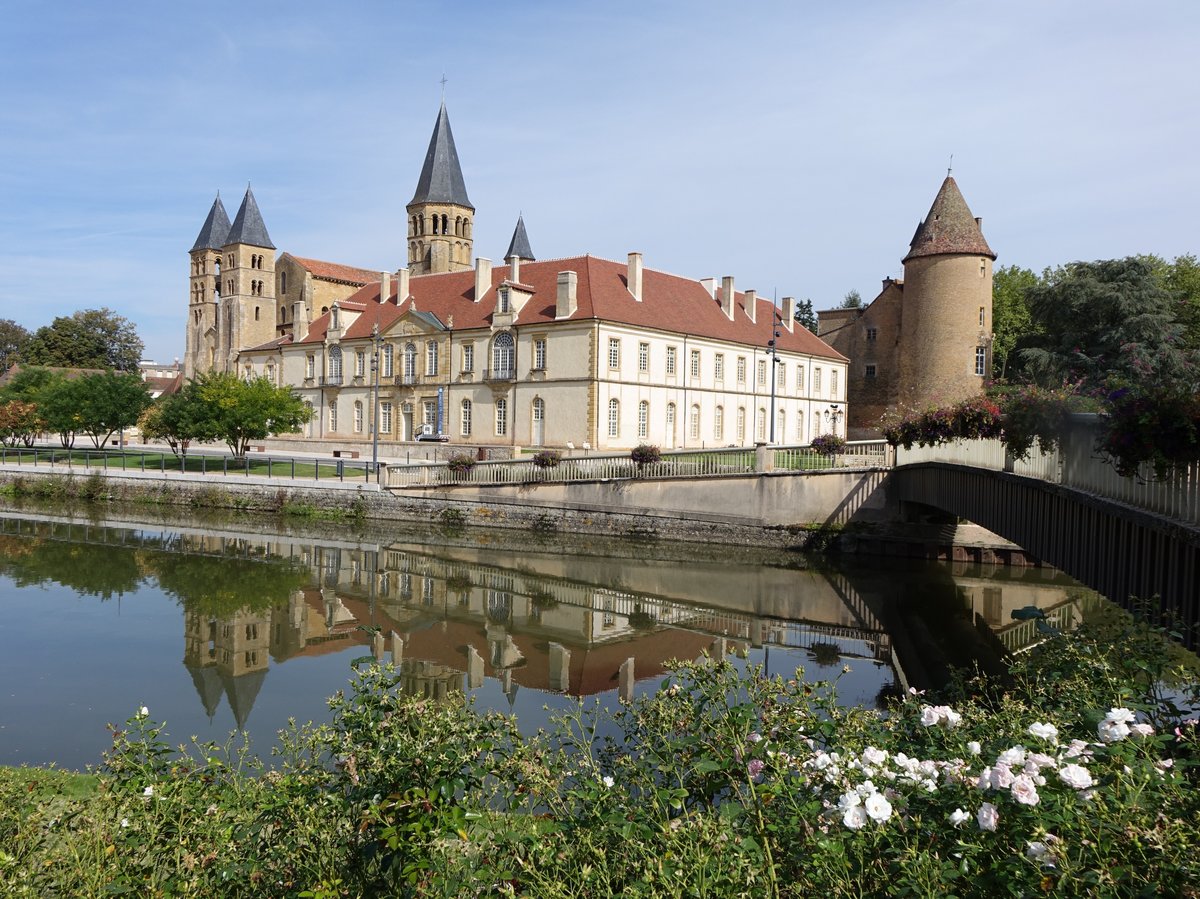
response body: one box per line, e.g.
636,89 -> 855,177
0,464 -> 1030,559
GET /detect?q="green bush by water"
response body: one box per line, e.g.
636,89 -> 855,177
1,615 -> 1198,897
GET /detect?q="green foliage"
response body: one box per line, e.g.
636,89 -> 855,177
793,297 -> 818,332
149,551 -> 310,617
1018,257 -> 1199,392
881,395 -> 1002,449
839,289 -> 863,309
72,371 -> 152,448
187,372 -> 311,458
531,449 -> 562,469
140,392 -> 205,457
990,265 -> 1040,378
0,531 -> 143,601
21,307 -> 143,372
630,443 -> 662,468
445,453 -> 476,476
0,319 -> 30,373
997,385 -> 1080,461
0,400 -> 41,447
809,433 -> 848,456
1098,386 -> 1200,478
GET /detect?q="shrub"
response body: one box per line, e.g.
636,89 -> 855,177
998,385 -> 1078,460
882,395 -> 1002,449
531,449 -> 562,469
1098,387 -> 1200,478
810,433 -> 848,456
445,453 -> 476,476
630,443 -> 661,468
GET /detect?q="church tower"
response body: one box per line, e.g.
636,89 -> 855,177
217,187 -> 276,372
185,195 -> 230,378
898,176 -> 996,408
406,102 -> 474,275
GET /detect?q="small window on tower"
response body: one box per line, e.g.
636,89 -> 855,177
979,307 -> 986,327
865,364 -> 877,379
254,306 -> 260,321
975,346 -> 987,376
866,327 -> 877,341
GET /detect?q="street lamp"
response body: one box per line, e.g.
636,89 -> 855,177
767,314 -> 783,444
828,403 -> 843,436
370,324 -> 382,475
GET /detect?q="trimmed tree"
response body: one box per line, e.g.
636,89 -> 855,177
74,371 -> 152,448
187,372 -> 311,459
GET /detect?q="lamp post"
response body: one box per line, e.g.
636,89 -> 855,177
370,324 -> 382,475
767,314 -> 782,444
828,403 -> 843,436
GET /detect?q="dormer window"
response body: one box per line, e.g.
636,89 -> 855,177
498,287 -> 511,314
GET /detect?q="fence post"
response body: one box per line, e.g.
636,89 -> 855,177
223,457 -> 227,476
245,456 -> 250,477
291,458 -> 296,479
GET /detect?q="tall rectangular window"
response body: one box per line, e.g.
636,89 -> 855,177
426,341 -> 439,376
757,359 -> 766,385
714,405 -> 724,441
495,397 -> 507,435
534,338 -> 547,370
305,355 -> 315,379
975,346 -> 986,376
736,407 -> 746,442
714,354 -> 724,381
462,344 -> 474,372
637,401 -> 648,439
423,401 -> 436,426
666,345 -> 677,375
737,357 -> 746,384
382,344 -> 393,378
608,337 -> 620,369
355,351 -> 365,378
690,349 -> 701,378
797,365 -> 804,392
689,405 -> 700,440
777,362 -> 785,387
329,401 -> 338,432
638,342 -> 649,372
814,367 -> 822,394
380,402 -> 393,433
461,399 -> 472,436
608,398 -> 620,437
831,369 -> 839,398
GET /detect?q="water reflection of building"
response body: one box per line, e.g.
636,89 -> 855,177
182,607 -> 271,727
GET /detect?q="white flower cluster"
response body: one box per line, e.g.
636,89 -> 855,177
1097,708 -> 1154,743
919,705 -> 962,728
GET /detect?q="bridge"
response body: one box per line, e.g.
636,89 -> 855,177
891,417 -> 1200,646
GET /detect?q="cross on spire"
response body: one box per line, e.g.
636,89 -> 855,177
440,74 -> 447,100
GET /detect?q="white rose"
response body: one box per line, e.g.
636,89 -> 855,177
843,805 -> 868,830
1057,763 -> 1094,790
864,792 -> 893,823
1105,708 -> 1136,725
949,808 -> 970,828
1010,774 -> 1040,806
1027,722 -> 1059,743
977,802 -> 999,831
967,741 -> 982,756
919,706 -> 941,727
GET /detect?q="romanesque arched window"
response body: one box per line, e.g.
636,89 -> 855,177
328,345 -> 342,381
491,331 -> 514,378
403,342 -> 417,382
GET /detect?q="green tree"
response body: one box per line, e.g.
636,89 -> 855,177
0,319 -> 30,373
990,265 -> 1041,379
1019,257 -> 1198,392
839,289 -> 863,309
793,298 -> 818,332
37,376 -> 86,447
22,308 -> 144,372
188,372 -> 311,458
140,391 -> 205,458
1146,253 -> 1200,352
0,400 -> 40,447
73,371 -> 153,448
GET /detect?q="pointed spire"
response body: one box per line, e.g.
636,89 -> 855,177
903,175 -> 994,263
504,214 -> 535,261
226,186 -> 275,249
220,669 -> 267,730
191,194 -> 231,252
409,102 -> 473,209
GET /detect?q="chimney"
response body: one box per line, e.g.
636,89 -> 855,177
474,257 -> 492,303
395,267 -> 410,304
744,288 -> 757,325
721,275 -> 735,320
380,271 -> 390,304
508,254 -> 520,284
556,271 -> 578,318
975,217 -> 983,229
781,297 -> 795,332
699,277 -> 716,298
627,252 -> 643,302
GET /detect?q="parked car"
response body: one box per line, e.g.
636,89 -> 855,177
415,424 -> 449,442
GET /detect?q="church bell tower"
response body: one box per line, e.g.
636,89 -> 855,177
406,102 -> 474,275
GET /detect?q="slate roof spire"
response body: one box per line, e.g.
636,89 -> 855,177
409,101 -> 473,209
191,194 -> 231,252
504,214 -> 535,261
903,175 -> 994,263
226,186 -> 275,249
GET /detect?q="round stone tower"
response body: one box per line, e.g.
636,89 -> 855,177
898,176 -> 996,409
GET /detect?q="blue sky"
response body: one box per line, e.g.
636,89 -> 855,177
1,0 -> 1196,362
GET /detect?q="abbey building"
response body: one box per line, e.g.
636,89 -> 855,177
183,102 -> 853,452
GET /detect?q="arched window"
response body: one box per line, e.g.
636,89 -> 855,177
441,214 -> 448,234
608,399 -> 620,438
464,217 -> 471,238
637,400 -> 649,439
495,397 -> 508,436
737,407 -> 746,443
328,345 -> 343,381
461,399 -> 472,436
431,215 -> 439,235
689,404 -> 700,440
796,411 -> 804,443
756,408 -> 766,442
381,344 -> 393,378
666,402 -> 676,441
455,216 -> 462,236
403,342 -> 417,382
491,331 -> 514,378
265,362 -> 275,384
280,271 -> 287,294
532,397 -> 546,445
329,400 -> 338,432
353,401 -> 364,433
714,405 -> 724,441
776,409 -> 785,443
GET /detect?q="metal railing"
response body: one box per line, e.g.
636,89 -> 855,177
0,446 -> 375,483
385,441 -> 890,489
895,421 -> 1200,528
483,367 -> 516,381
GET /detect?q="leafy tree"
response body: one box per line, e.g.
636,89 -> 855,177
187,372 -> 311,458
0,535 -> 143,601
150,550 -> 310,617
140,393 -> 204,458
839,289 -> 863,309
22,308 -> 144,372
1145,253 -> 1200,352
0,400 -> 41,446
0,364 -> 61,404
0,319 -> 30,373
1018,257 -> 1198,392
793,298 -> 818,332
73,371 -> 152,448
991,265 -> 1041,379
37,376 -> 86,447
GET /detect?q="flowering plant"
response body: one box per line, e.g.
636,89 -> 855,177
531,449 -> 562,469
810,434 -> 848,456
445,452 -> 477,476
1097,387 -> 1200,478
629,443 -> 661,468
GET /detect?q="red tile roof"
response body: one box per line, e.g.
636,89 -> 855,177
295,255 -> 846,360
289,256 -> 379,285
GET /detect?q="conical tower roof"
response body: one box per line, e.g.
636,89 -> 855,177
191,195 -> 231,252
226,186 -> 275,249
221,669 -> 267,730
903,176 -> 994,263
504,215 -> 535,261
409,102 -> 473,209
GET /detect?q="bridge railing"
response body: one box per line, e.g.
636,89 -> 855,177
385,441 -> 889,489
895,420 -> 1199,528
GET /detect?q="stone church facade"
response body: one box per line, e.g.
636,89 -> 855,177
184,103 -> 851,452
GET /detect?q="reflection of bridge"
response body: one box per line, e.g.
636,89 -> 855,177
893,420 -> 1200,646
